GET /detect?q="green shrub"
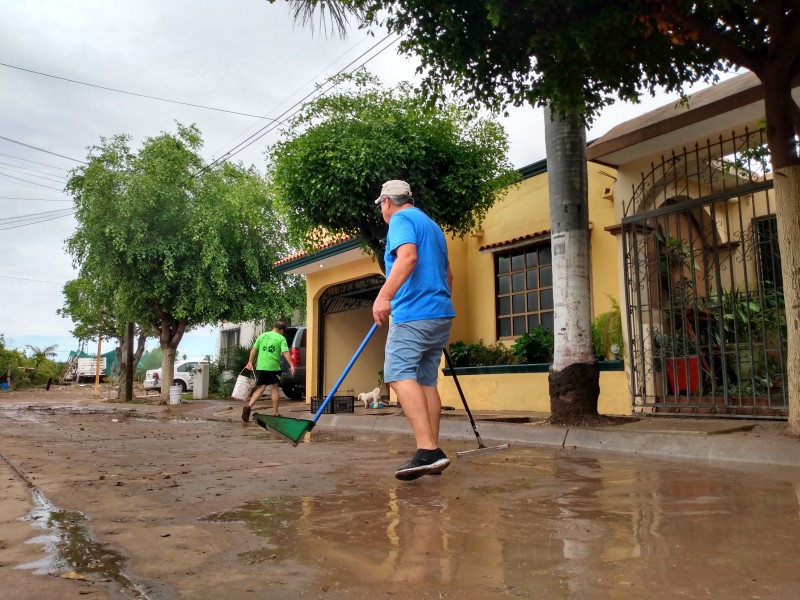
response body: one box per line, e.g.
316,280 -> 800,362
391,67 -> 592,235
511,327 -> 554,363
592,297 -> 624,359
447,339 -> 516,367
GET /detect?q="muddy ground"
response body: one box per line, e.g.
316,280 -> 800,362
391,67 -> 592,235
2,385 -> 800,600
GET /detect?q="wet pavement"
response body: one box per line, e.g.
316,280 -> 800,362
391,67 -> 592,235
1,398 -> 800,599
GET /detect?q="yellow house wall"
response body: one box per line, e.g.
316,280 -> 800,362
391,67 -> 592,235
301,163 -> 629,415
462,162 -> 621,346
438,370 -> 630,414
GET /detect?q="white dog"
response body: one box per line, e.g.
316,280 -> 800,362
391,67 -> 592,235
358,387 -> 382,409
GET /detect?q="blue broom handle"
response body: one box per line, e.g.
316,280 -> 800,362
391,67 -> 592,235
311,323 -> 379,423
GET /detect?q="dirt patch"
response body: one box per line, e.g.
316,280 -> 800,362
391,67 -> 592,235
0,381 -> 160,403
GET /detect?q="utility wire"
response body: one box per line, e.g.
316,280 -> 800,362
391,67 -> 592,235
0,162 -> 68,183
204,32 -> 402,173
0,61 -> 284,121
0,152 -> 69,171
0,274 -> 64,285
0,171 -> 65,191
0,196 -> 70,202
0,135 -> 86,164
212,31 -> 380,157
0,208 -> 75,230
0,207 -> 74,223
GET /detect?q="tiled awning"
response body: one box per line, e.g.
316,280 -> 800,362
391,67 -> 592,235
478,229 -> 551,253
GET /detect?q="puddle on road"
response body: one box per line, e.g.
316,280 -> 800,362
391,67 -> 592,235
202,473 -> 569,593
203,446 -> 800,598
18,489 -> 149,599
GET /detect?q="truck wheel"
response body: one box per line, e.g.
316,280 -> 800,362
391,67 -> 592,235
281,385 -> 303,400
175,380 -> 187,393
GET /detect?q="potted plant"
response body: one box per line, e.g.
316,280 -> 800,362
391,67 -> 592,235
654,231 -> 701,306
592,297 -> 624,360
711,288 -> 765,382
653,328 -> 701,395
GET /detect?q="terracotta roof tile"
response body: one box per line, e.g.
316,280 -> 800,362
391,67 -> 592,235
479,229 -> 551,252
274,235 -> 353,266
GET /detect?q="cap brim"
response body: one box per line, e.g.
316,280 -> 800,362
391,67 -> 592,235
374,196 -> 382,204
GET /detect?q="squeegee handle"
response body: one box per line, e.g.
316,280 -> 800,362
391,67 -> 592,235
311,323 -> 378,423
443,348 -> 486,448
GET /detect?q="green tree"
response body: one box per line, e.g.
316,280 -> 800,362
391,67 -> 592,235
66,124 -> 306,403
58,276 -> 149,398
268,71 -> 518,270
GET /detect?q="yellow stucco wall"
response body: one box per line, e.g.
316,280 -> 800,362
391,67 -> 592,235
301,162 -> 630,415
438,370 -> 630,414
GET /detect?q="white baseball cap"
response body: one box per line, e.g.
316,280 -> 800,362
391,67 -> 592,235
374,179 -> 412,203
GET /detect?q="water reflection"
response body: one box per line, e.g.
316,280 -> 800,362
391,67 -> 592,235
18,489 -> 148,598
204,445 -> 800,598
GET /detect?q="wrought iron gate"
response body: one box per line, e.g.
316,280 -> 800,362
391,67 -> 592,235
621,128 -> 787,418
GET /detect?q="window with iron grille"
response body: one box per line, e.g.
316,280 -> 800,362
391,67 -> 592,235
754,215 -> 782,290
495,243 -> 554,338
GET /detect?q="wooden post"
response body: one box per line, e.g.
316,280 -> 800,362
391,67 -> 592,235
94,337 -> 102,398
125,322 -> 134,401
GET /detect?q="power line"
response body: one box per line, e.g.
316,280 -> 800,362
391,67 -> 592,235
0,196 -> 70,202
0,135 -> 86,164
0,61 -> 287,121
204,32 -> 403,172
0,274 -> 64,285
0,162 -> 68,183
0,208 -> 75,230
0,171 -> 65,191
0,207 -> 74,223
0,152 -> 69,171
211,31 -> 380,157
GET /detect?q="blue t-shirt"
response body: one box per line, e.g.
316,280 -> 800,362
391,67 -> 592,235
384,207 -> 455,323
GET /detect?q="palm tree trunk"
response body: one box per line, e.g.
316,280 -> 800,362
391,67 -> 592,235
544,105 -> 599,423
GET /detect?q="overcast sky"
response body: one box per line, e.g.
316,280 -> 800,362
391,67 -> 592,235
0,0 -> 723,362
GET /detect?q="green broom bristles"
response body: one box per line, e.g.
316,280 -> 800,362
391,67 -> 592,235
254,413 -> 316,446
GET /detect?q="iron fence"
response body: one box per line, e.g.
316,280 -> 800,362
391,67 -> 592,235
622,128 -> 787,418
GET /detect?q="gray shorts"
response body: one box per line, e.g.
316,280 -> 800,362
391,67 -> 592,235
384,318 -> 452,387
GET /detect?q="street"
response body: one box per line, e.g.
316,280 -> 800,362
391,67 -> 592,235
1,397 -> 799,599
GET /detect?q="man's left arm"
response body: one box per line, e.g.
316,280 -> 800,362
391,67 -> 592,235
373,243 -> 417,325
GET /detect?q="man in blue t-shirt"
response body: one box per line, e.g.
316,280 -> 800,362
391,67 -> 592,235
373,180 -> 455,480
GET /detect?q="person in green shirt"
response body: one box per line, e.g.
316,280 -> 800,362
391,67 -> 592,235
242,321 -> 295,422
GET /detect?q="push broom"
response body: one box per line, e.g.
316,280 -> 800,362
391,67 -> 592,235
254,323 -> 378,446
443,348 -> 511,458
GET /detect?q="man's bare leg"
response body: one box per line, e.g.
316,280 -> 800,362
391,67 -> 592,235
243,384 -> 265,422
248,384 -> 266,409
271,383 -> 280,415
390,379 -> 437,450
422,385 -> 442,446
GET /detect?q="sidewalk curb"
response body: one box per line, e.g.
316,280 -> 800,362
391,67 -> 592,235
317,413 -> 800,468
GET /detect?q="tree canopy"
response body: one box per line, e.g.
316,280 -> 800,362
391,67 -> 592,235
66,123 -> 306,399
267,71 -> 519,269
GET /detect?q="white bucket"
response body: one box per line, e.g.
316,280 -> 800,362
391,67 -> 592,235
231,373 -> 255,401
169,384 -> 182,405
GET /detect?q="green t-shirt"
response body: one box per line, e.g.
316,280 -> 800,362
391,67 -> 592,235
252,330 -> 289,371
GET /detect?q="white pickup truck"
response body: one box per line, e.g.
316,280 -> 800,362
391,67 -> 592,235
73,357 -> 107,383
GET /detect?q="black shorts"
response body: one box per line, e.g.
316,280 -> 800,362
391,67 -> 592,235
255,370 -> 282,386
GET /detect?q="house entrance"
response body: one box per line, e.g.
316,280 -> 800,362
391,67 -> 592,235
621,128 -> 787,418
315,275 -> 385,398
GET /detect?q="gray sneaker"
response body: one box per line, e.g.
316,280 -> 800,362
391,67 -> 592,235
395,448 -> 450,481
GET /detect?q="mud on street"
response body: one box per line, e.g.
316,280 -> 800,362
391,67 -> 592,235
2,389 -> 800,599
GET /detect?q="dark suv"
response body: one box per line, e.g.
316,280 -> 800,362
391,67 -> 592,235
280,326 -> 306,400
